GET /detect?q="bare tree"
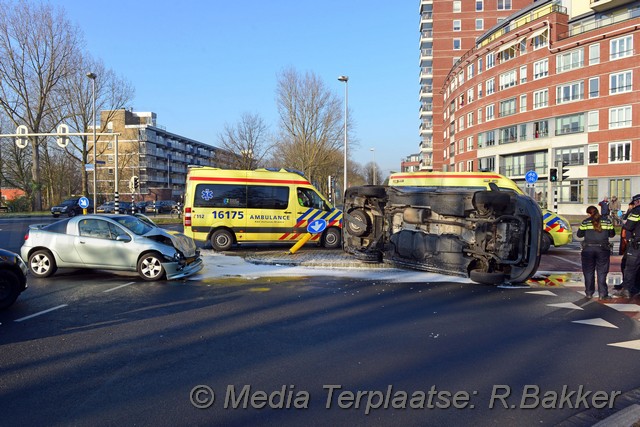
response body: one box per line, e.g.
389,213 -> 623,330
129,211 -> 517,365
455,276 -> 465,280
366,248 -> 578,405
0,1 -> 82,210
273,67 -> 354,191
218,112 -> 270,170
363,161 -> 383,185
59,56 -> 135,198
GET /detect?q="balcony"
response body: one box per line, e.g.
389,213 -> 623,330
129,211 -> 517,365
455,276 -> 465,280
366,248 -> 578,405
590,0 -> 634,12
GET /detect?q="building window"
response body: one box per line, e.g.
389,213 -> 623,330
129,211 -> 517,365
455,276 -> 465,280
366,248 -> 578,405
486,104 -> 495,121
499,98 -> 516,117
477,83 -> 483,98
467,136 -> 474,151
479,156 -> 495,171
476,0 -> 484,11
519,66 -> 527,84
610,35 -> 633,60
609,141 -> 631,163
467,112 -> 474,127
588,144 -> 599,164
453,20 -> 461,31
476,19 -> 484,30
589,77 -> 599,98
556,81 -> 584,104
499,125 -> 517,144
533,30 -> 548,50
587,179 -> 598,203
486,78 -> 495,96
467,88 -> 474,103
589,43 -> 600,65
609,106 -> 632,129
478,57 -> 483,73
588,111 -> 599,132
520,94 -> 526,112
477,108 -> 482,124
519,123 -> 527,140
556,146 -> 585,166
453,38 -> 461,50
533,89 -> 548,109
609,178 -> 631,205
478,130 -> 495,147
498,0 -> 512,10
533,59 -> 548,79
556,48 -> 584,73
499,69 -> 517,90
107,155 -> 114,163
458,116 -> 465,132
534,120 -> 548,138
555,113 -> 584,135
610,70 -> 633,94
486,53 -> 495,69
453,1 -> 461,12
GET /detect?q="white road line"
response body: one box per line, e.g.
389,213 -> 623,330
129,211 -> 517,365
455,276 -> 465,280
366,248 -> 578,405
14,304 -> 68,322
549,254 -> 582,267
103,281 -> 136,293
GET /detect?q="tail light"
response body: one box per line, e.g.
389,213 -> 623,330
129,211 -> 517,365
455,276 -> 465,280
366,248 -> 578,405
184,207 -> 192,227
23,230 -> 29,241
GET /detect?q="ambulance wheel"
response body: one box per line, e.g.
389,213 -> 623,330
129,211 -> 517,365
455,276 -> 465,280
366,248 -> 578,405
210,229 -> 234,251
322,227 -> 341,249
540,233 -> 552,254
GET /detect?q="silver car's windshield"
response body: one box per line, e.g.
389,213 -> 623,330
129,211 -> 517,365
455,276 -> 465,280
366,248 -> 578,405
113,216 -> 154,236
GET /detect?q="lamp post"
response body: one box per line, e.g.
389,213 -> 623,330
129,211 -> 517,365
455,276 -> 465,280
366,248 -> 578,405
370,147 -> 376,185
338,75 -> 349,195
86,72 -> 97,213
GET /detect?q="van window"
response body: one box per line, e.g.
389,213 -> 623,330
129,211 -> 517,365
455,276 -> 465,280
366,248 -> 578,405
298,187 -> 330,211
248,186 -> 289,209
194,184 -> 247,208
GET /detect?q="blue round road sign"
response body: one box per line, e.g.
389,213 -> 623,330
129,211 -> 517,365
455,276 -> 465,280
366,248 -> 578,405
78,196 -> 90,209
525,170 -> 538,183
307,219 -> 327,234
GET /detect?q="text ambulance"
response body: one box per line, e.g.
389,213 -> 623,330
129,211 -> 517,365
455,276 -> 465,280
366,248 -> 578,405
388,171 -> 572,253
183,167 -> 343,251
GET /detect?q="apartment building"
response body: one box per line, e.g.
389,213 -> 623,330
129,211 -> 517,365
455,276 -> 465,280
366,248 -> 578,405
88,109 -> 235,203
418,0 -> 534,171
439,0 -> 640,215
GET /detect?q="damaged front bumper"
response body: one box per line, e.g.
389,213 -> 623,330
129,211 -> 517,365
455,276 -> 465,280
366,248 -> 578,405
162,257 -> 204,280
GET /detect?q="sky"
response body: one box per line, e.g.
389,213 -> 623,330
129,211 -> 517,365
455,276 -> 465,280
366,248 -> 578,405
60,0 -> 420,178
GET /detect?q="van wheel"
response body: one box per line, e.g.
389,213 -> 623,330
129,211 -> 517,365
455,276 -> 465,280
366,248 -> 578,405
322,227 -> 341,249
346,209 -> 370,237
469,269 -> 506,285
211,229 -> 234,251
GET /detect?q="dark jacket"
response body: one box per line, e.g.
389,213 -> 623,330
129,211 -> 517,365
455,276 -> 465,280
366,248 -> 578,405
577,217 -> 615,247
623,206 -> 640,240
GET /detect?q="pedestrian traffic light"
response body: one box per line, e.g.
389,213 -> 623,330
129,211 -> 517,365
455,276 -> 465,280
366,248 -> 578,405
561,162 -> 570,181
549,168 -> 558,182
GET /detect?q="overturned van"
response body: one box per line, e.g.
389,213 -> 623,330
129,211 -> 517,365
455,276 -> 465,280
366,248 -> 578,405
342,182 -> 542,285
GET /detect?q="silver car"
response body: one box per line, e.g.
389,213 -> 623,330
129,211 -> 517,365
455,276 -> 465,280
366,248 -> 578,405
21,214 -> 203,281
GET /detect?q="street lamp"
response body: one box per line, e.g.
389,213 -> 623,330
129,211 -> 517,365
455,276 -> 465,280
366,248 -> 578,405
86,72 -> 97,213
370,147 -> 376,185
338,75 -> 348,194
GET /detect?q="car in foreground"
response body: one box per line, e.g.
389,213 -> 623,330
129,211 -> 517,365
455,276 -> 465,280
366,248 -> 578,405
342,183 -> 542,285
21,214 -> 203,281
0,248 -> 28,309
51,197 -> 93,217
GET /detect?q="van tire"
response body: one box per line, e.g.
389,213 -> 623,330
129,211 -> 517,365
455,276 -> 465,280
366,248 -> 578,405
540,232 -> 552,254
322,227 -> 341,249
346,209 -> 370,237
469,269 -> 506,285
211,229 -> 234,252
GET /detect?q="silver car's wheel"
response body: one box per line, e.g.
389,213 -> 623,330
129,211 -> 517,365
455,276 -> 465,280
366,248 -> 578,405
28,250 -> 57,278
137,252 -> 166,281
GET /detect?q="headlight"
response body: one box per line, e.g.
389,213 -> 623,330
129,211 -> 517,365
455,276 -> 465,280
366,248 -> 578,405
556,218 -> 570,231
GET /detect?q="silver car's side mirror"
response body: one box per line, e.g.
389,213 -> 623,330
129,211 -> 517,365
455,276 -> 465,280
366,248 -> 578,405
116,234 -> 132,243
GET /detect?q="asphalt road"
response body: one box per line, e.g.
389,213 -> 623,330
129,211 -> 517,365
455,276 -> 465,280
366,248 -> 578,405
2,268 -> 640,426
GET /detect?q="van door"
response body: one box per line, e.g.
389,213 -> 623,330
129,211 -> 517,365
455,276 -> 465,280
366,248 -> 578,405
293,187 -> 342,244
190,182 -> 248,241
244,185 -> 293,242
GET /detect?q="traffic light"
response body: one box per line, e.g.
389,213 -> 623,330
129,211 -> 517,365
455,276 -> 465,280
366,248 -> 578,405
549,168 -> 558,182
561,162 -> 570,181
130,175 -> 139,192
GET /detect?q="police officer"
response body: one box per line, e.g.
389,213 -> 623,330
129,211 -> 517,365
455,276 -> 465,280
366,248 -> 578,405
577,205 -> 615,300
617,194 -> 640,299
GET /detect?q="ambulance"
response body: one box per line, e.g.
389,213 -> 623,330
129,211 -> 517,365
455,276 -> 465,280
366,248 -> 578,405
183,167 -> 343,251
387,171 -> 572,253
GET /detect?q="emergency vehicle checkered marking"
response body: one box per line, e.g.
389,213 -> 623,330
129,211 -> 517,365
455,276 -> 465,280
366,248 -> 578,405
542,211 -> 568,233
278,208 -> 343,242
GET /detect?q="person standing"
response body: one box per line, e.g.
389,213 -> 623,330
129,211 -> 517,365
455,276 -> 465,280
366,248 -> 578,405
577,205 -> 615,300
616,194 -> 640,299
599,196 -> 610,219
610,196 -> 621,225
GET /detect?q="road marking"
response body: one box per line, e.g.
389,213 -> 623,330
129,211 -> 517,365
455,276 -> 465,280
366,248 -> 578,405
526,290 -> 557,296
14,304 -> 68,322
608,339 -> 640,350
572,318 -> 618,328
103,281 -> 136,293
547,302 -> 584,310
